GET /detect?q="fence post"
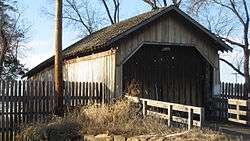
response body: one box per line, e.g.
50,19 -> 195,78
142,100 -> 147,117
247,100 -> 250,124
101,83 -> 105,104
168,105 -> 172,127
188,108 -> 193,130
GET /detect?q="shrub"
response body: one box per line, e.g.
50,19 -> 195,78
17,117 -> 81,141
18,98 -> 232,141
18,98 -> 176,140
124,79 -> 141,96
79,99 -> 177,136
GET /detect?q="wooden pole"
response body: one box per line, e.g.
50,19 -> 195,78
188,108 -> 193,130
168,105 -> 172,127
142,100 -> 147,117
54,0 -> 63,116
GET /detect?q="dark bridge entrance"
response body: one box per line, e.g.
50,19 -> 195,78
123,44 -> 213,107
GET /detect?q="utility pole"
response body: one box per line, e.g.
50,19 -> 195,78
54,0 -> 63,116
232,72 -> 238,83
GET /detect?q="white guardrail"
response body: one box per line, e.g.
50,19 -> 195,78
126,95 -> 205,129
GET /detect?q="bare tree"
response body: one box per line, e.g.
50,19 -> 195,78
142,0 -> 182,8
43,0 -> 104,36
173,0 -> 182,6
142,0 -> 158,9
188,0 -> 249,90
0,0 -> 27,80
46,0 -> 118,36
101,0 -> 120,24
63,0 -> 102,35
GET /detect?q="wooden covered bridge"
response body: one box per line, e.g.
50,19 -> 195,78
1,5 -> 250,141
23,6 -> 235,122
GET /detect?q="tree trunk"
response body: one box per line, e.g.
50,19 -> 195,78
243,48 -> 249,98
0,51 -> 5,78
0,30 -> 8,78
54,0 -> 63,116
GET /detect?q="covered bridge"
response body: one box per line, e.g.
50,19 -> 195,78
23,6 -> 231,111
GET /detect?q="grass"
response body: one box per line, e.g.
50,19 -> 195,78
17,98 -> 233,141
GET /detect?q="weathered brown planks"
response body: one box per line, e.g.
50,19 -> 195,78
122,44 -> 212,107
0,80 -> 105,141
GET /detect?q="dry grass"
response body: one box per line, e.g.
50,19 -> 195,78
79,99 -> 179,136
124,79 -> 141,96
166,129 -> 234,141
18,98 -> 233,141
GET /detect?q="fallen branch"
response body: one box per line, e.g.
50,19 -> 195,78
135,130 -> 192,139
164,130 -> 191,138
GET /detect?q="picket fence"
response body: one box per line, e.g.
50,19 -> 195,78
0,80 -> 108,141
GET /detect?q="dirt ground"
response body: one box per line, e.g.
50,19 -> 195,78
206,121 -> 250,141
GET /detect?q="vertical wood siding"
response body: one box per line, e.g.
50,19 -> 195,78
30,50 -> 116,98
116,13 -> 220,96
118,15 -> 218,66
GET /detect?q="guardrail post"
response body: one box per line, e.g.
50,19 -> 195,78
200,108 -> 205,128
142,100 -> 147,117
188,108 -> 193,130
168,105 -> 172,127
236,103 -> 240,121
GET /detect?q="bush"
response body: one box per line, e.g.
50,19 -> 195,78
79,99 -> 177,136
18,98 -> 232,141
17,117 -> 81,141
18,98 -> 176,140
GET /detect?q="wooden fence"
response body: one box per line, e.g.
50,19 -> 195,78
212,82 -> 249,121
126,95 -> 204,129
0,80 -> 107,141
220,82 -> 248,99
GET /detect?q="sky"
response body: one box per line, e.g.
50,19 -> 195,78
18,0 -> 244,83
19,0 -> 150,68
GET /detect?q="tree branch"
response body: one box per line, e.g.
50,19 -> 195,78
213,0 -> 245,25
229,0 -> 245,25
163,0 -> 167,6
65,0 -> 93,34
142,0 -> 158,9
242,0 -> 249,49
242,0 -> 249,29
101,0 -> 114,24
173,0 -> 181,7
243,0 -> 249,21
63,16 -> 81,22
112,0 -> 119,23
219,58 -> 244,76
219,36 -> 245,48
